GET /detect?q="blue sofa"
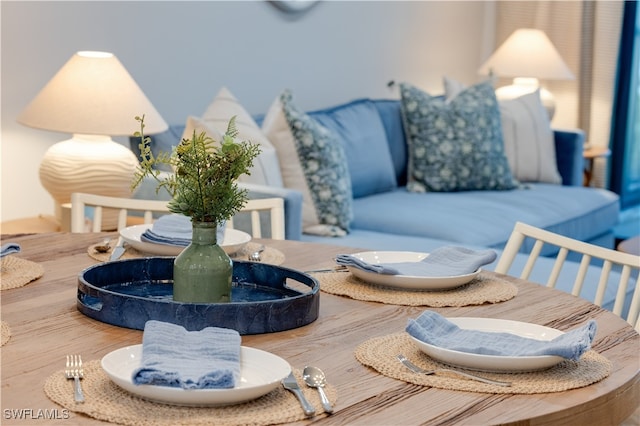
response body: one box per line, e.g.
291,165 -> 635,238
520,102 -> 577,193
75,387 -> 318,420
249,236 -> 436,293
132,98 -> 627,311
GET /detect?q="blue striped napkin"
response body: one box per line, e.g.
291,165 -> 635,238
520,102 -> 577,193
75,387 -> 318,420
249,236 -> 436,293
406,310 -> 597,361
1,243 -> 21,258
141,214 -> 225,247
132,320 -> 241,389
336,246 -> 496,277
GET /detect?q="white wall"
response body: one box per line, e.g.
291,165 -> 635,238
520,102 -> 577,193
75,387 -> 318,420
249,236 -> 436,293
1,0 -> 495,222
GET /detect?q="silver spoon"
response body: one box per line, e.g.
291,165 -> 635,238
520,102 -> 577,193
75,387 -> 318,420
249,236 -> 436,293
248,245 -> 265,262
94,238 -> 112,253
302,366 -> 333,414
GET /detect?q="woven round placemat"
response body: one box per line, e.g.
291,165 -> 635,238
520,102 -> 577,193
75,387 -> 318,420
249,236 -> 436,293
88,240 -> 285,265
314,271 -> 517,306
1,321 -> 11,346
354,332 -> 611,394
1,256 -> 44,290
44,362 -> 336,426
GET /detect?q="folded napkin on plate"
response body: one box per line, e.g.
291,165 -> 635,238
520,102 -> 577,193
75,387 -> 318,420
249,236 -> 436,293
132,320 -> 241,389
0,243 -> 21,258
406,310 -> 596,361
335,246 -> 496,277
141,214 -> 225,247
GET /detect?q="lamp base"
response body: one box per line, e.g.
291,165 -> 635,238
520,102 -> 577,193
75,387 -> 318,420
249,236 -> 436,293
495,77 -> 556,120
39,134 -> 139,229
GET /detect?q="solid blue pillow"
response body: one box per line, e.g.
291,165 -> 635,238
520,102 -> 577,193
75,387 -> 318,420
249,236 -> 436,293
310,99 -> 397,198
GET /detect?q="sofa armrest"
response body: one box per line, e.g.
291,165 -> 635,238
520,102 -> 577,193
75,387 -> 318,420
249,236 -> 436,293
132,175 -> 303,241
553,128 -> 585,186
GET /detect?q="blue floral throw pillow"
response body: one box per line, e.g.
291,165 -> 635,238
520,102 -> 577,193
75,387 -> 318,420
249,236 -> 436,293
262,90 -> 353,236
400,81 -> 519,192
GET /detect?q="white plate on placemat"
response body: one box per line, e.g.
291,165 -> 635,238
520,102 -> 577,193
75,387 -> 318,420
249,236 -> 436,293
410,317 -> 565,372
120,225 -> 251,256
101,345 -> 291,406
345,251 -> 480,290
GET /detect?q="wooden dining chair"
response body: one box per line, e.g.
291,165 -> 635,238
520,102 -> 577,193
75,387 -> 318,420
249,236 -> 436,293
495,221 -> 640,330
227,197 -> 286,240
70,192 -> 286,240
70,192 -> 171,232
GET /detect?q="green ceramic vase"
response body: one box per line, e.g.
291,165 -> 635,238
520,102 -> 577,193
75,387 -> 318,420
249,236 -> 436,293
173,221 -> 232,303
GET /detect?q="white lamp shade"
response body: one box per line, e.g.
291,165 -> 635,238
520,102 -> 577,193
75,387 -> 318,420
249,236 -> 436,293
478,29 -> 574,81
17,51 -> 167,229
17,51 -> 167,135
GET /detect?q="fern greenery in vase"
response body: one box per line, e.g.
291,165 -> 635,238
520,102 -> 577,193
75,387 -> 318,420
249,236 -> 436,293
132,115 -> 261,226
131,115 -> 261,303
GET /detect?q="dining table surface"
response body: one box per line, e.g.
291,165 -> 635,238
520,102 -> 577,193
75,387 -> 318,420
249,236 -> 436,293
1,231 -> 639,426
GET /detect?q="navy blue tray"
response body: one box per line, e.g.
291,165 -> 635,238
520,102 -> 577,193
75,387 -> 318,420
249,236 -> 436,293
77,257 -> 319,334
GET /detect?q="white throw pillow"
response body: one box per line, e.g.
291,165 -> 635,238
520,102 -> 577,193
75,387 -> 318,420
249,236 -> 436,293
200,87 -> 283,187
499,91 -> 562,184
444,77 -> 561,184
262,90 -> 352,236
181,115 -> 223,143
172,116 -> 225,174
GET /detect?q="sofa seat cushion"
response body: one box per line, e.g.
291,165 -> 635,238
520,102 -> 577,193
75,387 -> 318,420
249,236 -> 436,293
302,228 -> 455,253
349,185 -> 619,253
309,99 -> 397,199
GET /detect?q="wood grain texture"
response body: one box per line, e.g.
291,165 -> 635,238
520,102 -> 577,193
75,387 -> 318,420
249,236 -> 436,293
1,233 -> 638,425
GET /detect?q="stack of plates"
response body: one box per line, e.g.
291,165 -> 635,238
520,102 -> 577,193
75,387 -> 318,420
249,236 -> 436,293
101,345 -> 291,406
119,224 -> 252,256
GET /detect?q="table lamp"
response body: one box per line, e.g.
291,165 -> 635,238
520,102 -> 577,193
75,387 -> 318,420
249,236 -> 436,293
17,51 -> 168,223
478,28 -> 574,119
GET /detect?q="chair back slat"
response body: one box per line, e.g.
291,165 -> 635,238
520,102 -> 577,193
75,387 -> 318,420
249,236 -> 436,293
92,206 -> 103,232
231,198 -> 285,240
548,247 -> 568,288
571,255 -> 591,296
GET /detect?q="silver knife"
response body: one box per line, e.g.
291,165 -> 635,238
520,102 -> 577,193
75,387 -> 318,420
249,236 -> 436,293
282,371 -> 315,417
109,237 -> 126,261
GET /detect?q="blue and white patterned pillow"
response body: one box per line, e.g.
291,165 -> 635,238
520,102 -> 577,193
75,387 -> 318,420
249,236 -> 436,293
262,90 -> 353,236
400,81 -> 519,192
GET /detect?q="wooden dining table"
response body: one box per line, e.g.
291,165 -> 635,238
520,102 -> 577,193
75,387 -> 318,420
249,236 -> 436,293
1,232 -> 638,425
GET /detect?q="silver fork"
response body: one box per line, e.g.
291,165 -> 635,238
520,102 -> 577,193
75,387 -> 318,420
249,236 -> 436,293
65,355 -> 85,402
396,354 -> 511,387
248,245 -> 265,262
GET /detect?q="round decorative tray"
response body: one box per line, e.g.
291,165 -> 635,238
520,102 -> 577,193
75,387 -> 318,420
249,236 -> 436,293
77,257 -> 319,334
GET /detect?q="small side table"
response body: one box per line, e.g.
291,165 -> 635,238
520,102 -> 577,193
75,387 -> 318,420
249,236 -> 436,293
583,146 -> 611,187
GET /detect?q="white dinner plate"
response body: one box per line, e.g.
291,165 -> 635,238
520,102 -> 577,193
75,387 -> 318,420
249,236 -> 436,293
346,251 -> 481,290
120,225 -> 251,256
410,317 -> 565,372
101,345 -> 291,406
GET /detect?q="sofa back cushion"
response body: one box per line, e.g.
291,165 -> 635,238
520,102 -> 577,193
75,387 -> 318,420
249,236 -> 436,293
370,99 -> 409,186
309,99 -> 397,198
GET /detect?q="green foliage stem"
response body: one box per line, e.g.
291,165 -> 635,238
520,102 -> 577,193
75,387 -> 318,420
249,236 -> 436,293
131,115 -> 261,226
